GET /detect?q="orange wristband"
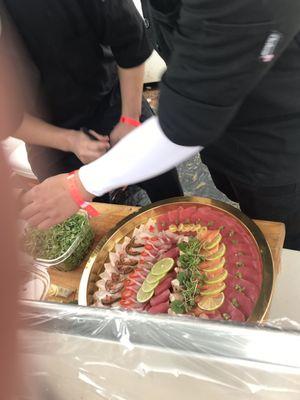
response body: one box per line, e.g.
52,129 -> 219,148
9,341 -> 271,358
67,171 -> 100,217
120,116 -> 141,127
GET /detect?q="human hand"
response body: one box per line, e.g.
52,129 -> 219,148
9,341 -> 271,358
20,172 -> 94,229
109,122 -> 135,147
69,129 -> 110,164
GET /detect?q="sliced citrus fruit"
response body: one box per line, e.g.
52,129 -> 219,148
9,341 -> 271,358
137,287 -> 154,303
141,279 -> 158,293
146,272 -> 166,284
151,258 -> 174,275
197,226 -> 208,240
203,233 -> 222,250
206,243 -> 226,261
205,269 -> 228,285
198,292 -> 225,311
200,257 -> 225,272
200,282 -> 226,296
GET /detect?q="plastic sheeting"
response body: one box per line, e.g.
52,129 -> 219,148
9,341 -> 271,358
19,300 -> 300,400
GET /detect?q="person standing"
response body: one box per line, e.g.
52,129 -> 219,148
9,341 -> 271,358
4,0 -> 183,203
21,0 -> 300,251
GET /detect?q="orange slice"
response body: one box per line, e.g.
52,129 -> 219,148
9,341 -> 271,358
198,292 -> 225,311
205,269 -> 228,285
200,282 -> 226,296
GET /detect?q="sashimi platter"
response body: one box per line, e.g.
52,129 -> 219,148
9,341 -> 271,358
79,198 -> 274,322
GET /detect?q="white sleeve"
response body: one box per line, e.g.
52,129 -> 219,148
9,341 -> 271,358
79,116 -> 202,197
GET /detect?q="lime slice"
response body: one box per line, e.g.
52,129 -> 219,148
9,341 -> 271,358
198,292 -> 225,311
141,279 -> 159,293
146,272 -> 166,284
137,287 -> 154,303
203,233 -> 222,250
205,269 -> 228,285
200,282 -> 226,296
206,243 -> 226,261
151,258 -> 174,275
202,257 -> 226,273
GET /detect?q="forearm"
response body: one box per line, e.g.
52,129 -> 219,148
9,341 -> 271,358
13,113 -> 73,152
79,116 -> 201,197
118,64 -> 145,119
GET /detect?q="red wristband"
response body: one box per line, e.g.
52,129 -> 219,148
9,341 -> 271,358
67,171 -> 100,218
120,115 -> 141,127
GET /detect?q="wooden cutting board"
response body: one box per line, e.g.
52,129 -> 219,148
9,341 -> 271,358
46,203 -> 285,300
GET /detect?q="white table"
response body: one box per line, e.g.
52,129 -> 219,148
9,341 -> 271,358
269,249 -> 300,324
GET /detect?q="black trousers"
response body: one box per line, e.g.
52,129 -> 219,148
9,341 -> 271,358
28,93 -> 183,204
208,168 -> 300,251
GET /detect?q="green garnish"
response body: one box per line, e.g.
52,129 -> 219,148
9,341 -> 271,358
222,313 -> 231,320
176,238 -> 206,313
232,298 -> 239,308
171,300 -> 186,314
23,214 -> 94,271
234,284 -> 245,293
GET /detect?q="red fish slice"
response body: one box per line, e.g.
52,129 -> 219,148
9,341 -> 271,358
179,206 -> 197,224
150,289 -> 171,307
160,246 -> 179,260
155,272 -> 176,296
148,301 -> 170,314
226,262 -> 262,286
226,275 -> 260,303
219,299 -> 246,322
157,214 -> 170,231
168,209 -> 179,225
224,287 -> 254,319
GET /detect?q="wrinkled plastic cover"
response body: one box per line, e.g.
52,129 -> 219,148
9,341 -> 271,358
19,301 -> 300,400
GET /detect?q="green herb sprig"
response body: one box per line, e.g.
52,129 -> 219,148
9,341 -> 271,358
23,214 -> 94,271
171,238 -> 206,314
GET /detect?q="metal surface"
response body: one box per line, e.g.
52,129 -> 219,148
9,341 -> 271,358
79,197 -> 274,322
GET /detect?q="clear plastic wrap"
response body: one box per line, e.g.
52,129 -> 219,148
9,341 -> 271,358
20,300 -> 300,400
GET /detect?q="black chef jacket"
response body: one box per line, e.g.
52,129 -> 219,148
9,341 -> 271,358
142,0 -> 300,187
4,0 -> 152,128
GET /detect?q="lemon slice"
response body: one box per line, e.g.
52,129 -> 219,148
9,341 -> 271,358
198,292 -> 225,311
141,279 -> 159,293
146,272 -> 166,284
206,243 -> 226,261
203,233 -> 222,250
137,287 -> 154,303
205,269 -> 228,285
200,282 -> 226,296
151,258 -> 174,275
202,257 -> 226,273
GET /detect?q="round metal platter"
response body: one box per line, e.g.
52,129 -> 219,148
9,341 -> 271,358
79,197 -> 274,323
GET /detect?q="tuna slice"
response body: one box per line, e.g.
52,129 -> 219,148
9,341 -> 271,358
226,275 -> 260,303
219,299 -> 246,322
157,214 -> 170,231
168,209 -> 179,225
224,287 -> 254,319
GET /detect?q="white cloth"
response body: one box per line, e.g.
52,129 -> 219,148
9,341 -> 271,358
79,116 -> 201,197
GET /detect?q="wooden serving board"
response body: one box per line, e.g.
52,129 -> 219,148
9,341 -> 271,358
46,203 -> 285,301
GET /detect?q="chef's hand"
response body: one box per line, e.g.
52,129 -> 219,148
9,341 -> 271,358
69,129 -> 110,164
110,122 -> 135,147
20,172 -> 94,229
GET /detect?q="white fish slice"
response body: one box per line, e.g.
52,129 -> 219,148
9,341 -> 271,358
104,262 -> 118,275
93,289 -> 109,301
115,243 -> 123,253
95,280 -> 106,291
109,252 -> 119,266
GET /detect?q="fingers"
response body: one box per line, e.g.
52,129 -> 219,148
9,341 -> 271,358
26,212 -> 47,228
37,218 -> 59,230
88,129 -> 110,142
87,140 -> 110,152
